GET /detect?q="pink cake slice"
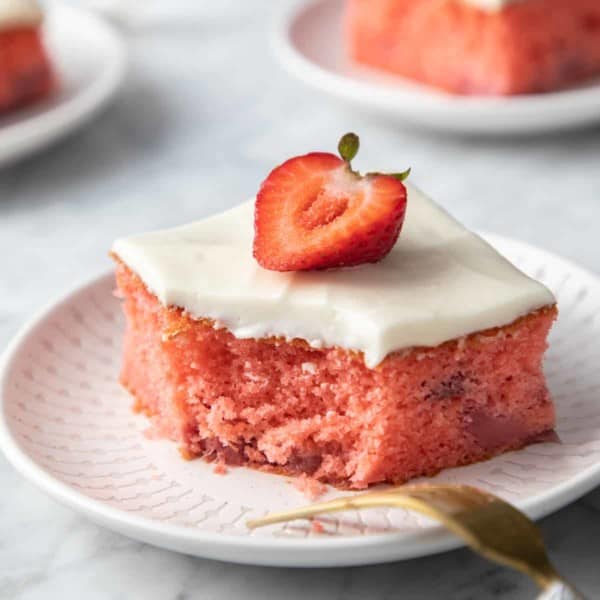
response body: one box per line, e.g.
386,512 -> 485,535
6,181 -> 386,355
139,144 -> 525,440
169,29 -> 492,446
112,186 -> 557,489
346,0 -> 600,95
0,1 -> 54,113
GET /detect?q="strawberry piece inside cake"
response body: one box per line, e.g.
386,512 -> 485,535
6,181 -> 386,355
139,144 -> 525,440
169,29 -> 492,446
0,1 -> 54,113
345,0 -> 600,95
112,136 -> 557,489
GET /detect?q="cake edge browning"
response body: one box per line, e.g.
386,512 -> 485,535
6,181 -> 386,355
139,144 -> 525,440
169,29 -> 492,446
114,258 -> 558,490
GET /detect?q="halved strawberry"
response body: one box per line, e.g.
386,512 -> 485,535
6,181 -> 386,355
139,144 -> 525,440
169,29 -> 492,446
253,133 -> 409,271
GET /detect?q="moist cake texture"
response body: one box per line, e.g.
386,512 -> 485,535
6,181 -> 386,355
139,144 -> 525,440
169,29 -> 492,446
346,0 -> 600,95
113,185 -> 557,489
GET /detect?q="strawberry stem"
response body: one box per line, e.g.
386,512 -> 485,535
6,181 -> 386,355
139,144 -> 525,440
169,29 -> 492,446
366,167 -> 412,181
389,167 -> 411,182
338,132 -> 360,164
339,132 -> 411,182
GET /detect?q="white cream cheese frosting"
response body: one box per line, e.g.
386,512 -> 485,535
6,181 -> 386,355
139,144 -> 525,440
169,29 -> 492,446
460,0 -> 522,11
112,185 -> 555,368
0,0 -> 42,30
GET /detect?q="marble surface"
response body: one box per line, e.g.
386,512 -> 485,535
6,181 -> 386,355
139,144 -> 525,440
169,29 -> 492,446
1,1 -> 600,598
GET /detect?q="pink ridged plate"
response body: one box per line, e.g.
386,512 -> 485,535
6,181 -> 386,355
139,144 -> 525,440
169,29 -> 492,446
1,234 -> 600,567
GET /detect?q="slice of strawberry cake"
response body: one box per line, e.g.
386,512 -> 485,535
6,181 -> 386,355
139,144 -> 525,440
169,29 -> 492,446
346,0 -> 600,95
112,134 -> 557,490
0,0 -> 54,113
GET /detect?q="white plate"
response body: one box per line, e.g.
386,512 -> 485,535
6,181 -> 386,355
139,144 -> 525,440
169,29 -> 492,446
0,2 -> 126,166
274,0 -> 600,135
2,234 -> 600,567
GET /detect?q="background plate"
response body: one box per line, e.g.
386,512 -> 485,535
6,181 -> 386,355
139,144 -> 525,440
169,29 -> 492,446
0,2 -> 126,166
274,0 -> 600,135
2,234 -> 600,567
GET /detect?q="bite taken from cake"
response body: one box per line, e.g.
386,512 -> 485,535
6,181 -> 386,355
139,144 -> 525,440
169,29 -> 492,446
112,134 -> 557,490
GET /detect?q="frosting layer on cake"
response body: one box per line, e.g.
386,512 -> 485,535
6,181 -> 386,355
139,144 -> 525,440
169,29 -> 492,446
112,185 -> 555,368
460,0 -> 522,10
0,0 -> 42,30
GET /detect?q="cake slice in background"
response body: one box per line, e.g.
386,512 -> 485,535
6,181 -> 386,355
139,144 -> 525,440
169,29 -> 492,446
0,0 -> 54,113
345,0 -> 600,95
112,136 -> 557,490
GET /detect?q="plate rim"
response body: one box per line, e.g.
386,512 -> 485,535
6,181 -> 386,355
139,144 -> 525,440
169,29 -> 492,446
2,234 -> 600,566
272,0 -> 600,134
0,1 -> 127,166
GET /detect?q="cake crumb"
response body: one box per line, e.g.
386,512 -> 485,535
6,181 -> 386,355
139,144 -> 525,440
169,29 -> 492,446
213,463 -> 228,475
178,447 -> 196,461
311,520 -> 325,534
293,474 -> 327,500
301,362 -> 317,374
